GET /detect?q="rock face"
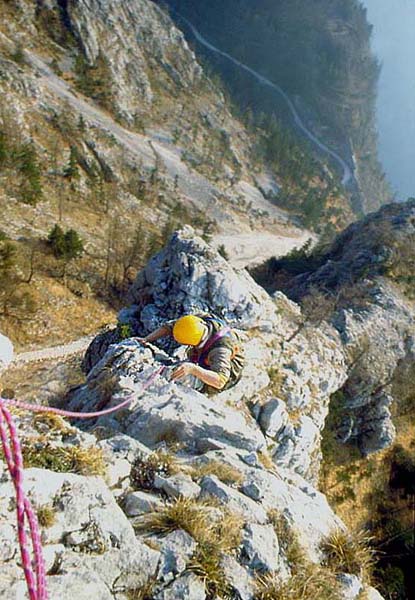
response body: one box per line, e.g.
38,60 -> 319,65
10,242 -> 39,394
1,220 -> 397,599
0,468 -> 160,598
126,224 -> 278,333
286,200 -> 415,455
50,0 -> 202,121
81,227 -> 348,481
0,334 -> 14,374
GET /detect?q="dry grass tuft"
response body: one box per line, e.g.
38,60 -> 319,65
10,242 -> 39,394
189,460 -> 243,486
258,450 -> 275,471
135,496 -> 212,539
261,511 -> 343,599
32,411 -> 72,435
125,578 -> 157,600
22,440 -> 106,476
255,565 -> 343,600
319,528 -> 375,583
36,504 -> 56,528
136,496 -> 243,598
268,510 -> 307,571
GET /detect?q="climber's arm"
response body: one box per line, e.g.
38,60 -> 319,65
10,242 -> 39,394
171,362 -> 226,390
171,347 -> 232,390
141,325 -> 171,343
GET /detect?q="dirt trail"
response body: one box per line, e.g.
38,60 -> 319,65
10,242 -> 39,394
13,336 -> 94,365
213,230 -> 314,268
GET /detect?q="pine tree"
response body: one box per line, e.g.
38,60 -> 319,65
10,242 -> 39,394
16,141 -> 42,205
63,229 -> 84,261
48,224 -> 66,258
63,146 -> 80,181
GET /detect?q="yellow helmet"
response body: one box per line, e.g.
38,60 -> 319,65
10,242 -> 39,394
172,315 -> 206,346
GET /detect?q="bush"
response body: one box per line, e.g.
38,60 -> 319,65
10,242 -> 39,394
130,450 -> 179,491
48,224 -> 84,261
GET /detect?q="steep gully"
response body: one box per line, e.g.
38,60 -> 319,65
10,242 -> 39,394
177,14 -> 353,187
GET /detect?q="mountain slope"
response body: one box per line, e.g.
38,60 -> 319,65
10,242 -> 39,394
163,0 -> 392,212
1,0 -> 321,349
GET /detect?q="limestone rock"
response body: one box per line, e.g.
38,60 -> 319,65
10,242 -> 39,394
0,468 -> 159,595
123,490 -> 165,516
155,573 -> 206,600
240,469 -> 343,563
287,200 -> 415,454
154,473 -> 201,499
259,398 -> 289,438
220,555 -> 256,600
158,530 -> 197,583
338,574 -> 364,599
126,226 -> 279,335
366,587 -> 386,600
241,523 -> 280,572
0,333 -> 13,373
69,341 -> 267,454
200,475 -> 267,523
98,434 -> 152,489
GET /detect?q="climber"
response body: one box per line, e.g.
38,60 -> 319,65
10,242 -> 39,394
139,314 -> 244,394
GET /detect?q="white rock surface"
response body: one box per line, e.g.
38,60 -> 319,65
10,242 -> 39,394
0,333 -> 13,373
200,475 -> 268,524
0,469 -> 159,596
241,523 -> 280,572
158,529 -> 197,583
154,473 -> 201,499
338,573 -> 364,599
123,490 -> 165,516
155,573 -> 206,600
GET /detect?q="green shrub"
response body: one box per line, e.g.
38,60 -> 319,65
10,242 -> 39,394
48,224 -> 84,261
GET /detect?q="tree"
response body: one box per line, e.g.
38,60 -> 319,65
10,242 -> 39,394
48,224 -> 84,283
0,239 -> 36,319
63,145 -> 80,183
15,140 -> 42,205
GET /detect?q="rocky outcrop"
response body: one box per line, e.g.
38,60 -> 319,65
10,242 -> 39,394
286,200 -> 415,454
82,226 -> 349,481
0,333 -> 14,373
41,0 -> 202,121
0,222 -> 392,598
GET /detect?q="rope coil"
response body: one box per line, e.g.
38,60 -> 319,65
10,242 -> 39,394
0,365 -> 165,600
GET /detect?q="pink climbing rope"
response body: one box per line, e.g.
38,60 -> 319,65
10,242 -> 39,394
0,365 -> 165,600
0,403 -> 47,600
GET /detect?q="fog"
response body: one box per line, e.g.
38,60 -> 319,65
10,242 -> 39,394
362,0 -> 415,200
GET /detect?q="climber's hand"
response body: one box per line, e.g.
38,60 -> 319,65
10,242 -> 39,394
171,362 -> 196,381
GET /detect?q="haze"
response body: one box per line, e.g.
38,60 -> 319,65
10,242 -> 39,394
363,0 -> 415,201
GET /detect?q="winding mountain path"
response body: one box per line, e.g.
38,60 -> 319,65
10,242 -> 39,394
13,335 -> 94,365
178,15 -> 352,186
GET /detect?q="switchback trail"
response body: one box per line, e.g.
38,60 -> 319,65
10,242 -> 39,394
178,14 -> 353,186
13,336 -> 94,365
